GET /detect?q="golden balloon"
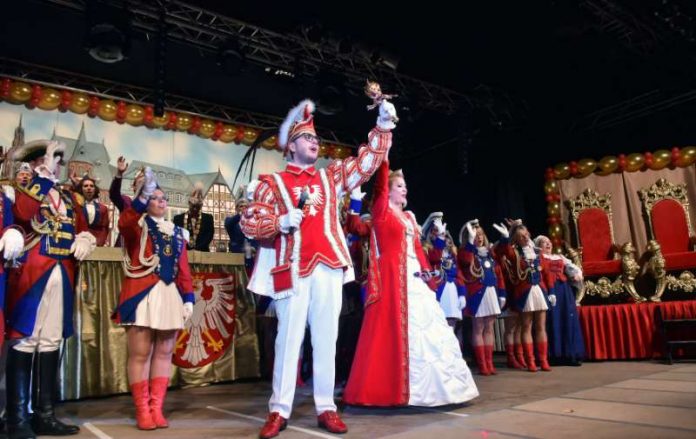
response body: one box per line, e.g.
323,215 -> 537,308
69,93 -> 90,114
547,201 -> 561,217
553,163 -> 570,180
37,88 -> 61,110
544,180 -> 558,195
198,119 -> 216,138
261,135 -> 277,150
625,153 -> 645,172
125,104 -> 145,125
8,82 -> 32,103
548,223 -> 563,238
577,158 -> 597,178
175,114 -> 192,131
218,125 -> 237,143
677,146 -> 696,167
151,112 -> 169,128
597,155 -> 618,175
98,100 -> 118,121
241,128 -> 258,146
649,149 -> 670,170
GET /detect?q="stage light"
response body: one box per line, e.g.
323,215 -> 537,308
372,50 -> 400,70
217,39 -> 245,75
84,2 -> 131,64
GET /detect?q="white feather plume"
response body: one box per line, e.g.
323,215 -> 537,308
278,99 -> 315,149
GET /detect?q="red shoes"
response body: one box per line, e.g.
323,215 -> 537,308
317,411 -> 348,434
260,410 -> 347,438
259,412 -> 287,439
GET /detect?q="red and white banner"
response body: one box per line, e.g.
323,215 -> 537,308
173,272 -> 237,368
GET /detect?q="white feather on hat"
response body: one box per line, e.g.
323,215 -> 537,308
458,219 -> 480,247
278,99 -> 315,149
420,211 -> 444,241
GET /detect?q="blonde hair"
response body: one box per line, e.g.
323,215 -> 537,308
388,169 -> 406,208
388,169 -> 404,188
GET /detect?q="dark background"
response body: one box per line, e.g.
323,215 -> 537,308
3,0 -> 696,239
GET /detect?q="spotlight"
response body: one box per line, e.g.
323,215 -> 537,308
371,49 -> 400,70
217,38 -> 245,75
84,1 -> 131,64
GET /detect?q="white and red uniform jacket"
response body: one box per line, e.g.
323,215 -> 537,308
241,127 -> 392,299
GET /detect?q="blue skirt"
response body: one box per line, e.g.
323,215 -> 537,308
547,280 -> 585,363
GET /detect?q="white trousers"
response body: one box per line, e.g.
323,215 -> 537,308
14,265 -> 64,353
269,263 -> 343,418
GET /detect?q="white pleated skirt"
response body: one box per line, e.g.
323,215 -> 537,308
121,280 -> 186,330
522,285 -> 549,312
475,286 -> 502,318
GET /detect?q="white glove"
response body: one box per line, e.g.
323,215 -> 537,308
466,221 -> 477,244
279,208 -> 303,232
377,99 -> 398,130
70,231 -> 97,261
43,140 -> 65,176
0,228 -> 24,260
458,295 -> 467,310
141,166 -> 157,198
183,302 -> 193,323
549,294 -> 557,307
433,218 -> 446,236
350,186 -> 366,201
499,296 -> 506,309
243,240 -> 254,258
492,222 -> 509,239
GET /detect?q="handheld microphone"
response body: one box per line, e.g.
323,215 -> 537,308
413,270 -> 440,278
289,188 -> 309,234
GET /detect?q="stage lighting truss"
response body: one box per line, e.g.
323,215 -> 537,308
40,0 -> 505,115
0,57 -> 358,147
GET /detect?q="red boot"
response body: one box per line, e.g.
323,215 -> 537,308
505,344 -> 523,369
537,342 -> 552,372
474,345 -> 490,375
515,343 -> 528,368
523,343 -> 537,372
130,380 -> 156,430
149,377 -> 169,428
485,345 -> 497,375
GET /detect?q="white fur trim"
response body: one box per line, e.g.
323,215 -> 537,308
278,99 -> 315,149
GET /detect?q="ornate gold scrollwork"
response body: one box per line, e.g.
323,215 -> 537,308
645,240 -> 667,302
666,271 -> 696,293
620,242 -> 646,303
583,277 -> 624,298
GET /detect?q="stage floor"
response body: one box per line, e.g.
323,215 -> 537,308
56,359 -> 696,438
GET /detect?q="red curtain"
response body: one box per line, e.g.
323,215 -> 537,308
579,300 -> 696,360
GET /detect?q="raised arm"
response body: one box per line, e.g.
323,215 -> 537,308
329,127 -> 392,194
369,161 -> 390,222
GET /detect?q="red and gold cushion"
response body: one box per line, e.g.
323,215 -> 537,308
582,259 -> 622,277
663,251 -> 696,271
578,208 -> 614,263
652,199 -> 691,254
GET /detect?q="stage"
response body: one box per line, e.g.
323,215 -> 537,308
578,300 -> 696,361
45,360 -> 695,438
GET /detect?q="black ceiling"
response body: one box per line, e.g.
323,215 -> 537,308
2,0 -> 696,234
